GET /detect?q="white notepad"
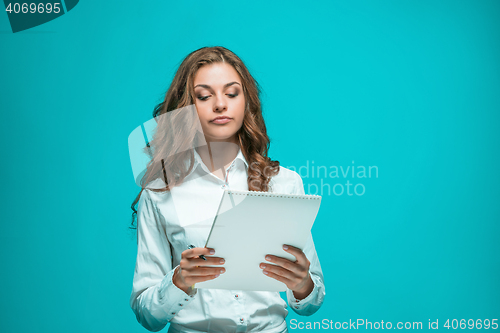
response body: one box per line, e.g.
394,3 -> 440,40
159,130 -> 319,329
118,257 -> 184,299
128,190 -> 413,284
196,189 -> 322,292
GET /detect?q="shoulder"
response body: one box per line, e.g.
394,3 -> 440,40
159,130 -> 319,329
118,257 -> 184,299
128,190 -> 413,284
141,178 -> 171,204
145,177 -> 167,190
273,165 -> 302,183
269,165 -> 303,194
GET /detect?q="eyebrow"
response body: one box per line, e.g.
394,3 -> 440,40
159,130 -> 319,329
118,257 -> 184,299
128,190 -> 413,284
194,82 -> 241,90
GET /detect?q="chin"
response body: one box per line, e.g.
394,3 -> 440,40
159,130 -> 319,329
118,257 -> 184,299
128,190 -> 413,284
206,133 -> 238,142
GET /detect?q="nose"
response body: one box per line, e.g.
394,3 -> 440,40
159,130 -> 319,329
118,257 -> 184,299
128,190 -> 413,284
213,94 -> 227,112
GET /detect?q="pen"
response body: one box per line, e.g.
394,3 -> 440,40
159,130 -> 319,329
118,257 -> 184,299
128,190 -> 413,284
188,244 -> 207,261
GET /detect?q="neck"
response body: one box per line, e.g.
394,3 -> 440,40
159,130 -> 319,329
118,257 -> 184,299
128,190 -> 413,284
195,137 -> 240,173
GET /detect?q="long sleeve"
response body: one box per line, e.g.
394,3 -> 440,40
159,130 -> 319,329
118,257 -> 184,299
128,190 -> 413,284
130,189 -> 196,332
285,172 -> 326,316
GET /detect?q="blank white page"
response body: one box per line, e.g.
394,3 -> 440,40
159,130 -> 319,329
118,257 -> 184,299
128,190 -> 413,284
196,189 -> 322,292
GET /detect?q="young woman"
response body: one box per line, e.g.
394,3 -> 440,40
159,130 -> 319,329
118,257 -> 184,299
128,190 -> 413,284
129,46 -> 325,333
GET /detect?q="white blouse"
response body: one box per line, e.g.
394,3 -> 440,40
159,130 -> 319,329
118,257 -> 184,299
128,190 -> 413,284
130,147 -> 325,333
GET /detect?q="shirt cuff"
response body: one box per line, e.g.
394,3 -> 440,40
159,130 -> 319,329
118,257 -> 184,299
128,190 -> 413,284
287,277 -> 319,311
158,265 -> 198,319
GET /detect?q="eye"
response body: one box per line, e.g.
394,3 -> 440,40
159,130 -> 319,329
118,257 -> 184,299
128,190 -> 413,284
227,93 -> 238,98
197,95 -> 210,101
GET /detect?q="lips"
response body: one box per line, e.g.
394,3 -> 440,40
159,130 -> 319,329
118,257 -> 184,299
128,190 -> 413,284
211,116 -> 232,124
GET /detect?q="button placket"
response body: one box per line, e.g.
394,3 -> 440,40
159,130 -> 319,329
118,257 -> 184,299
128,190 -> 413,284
230,290 -> 246,326
221,162 -> 236,189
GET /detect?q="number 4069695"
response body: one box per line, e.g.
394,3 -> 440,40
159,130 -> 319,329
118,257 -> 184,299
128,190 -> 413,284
5,3 -> 62,14
444,319 -> 498,330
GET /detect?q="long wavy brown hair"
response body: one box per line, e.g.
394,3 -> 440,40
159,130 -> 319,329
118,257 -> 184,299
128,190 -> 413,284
129,46 -> 280,229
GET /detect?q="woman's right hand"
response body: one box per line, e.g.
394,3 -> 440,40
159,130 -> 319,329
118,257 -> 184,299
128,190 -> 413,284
172,247 -> 225,294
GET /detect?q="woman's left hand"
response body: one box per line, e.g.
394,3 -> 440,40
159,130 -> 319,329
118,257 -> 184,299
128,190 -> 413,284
260,244 -> 314,300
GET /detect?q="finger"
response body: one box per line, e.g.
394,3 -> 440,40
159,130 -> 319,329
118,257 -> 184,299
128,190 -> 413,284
180,257 -> 224,270
183,247 -> 216,259
184,266 -> 226,276
188,257 -> 225,267
261,269 -> 293,286
282,244 -> 308,264
264,254 -> 298,272
260,262 -> 295,280
184,274 -> 220,285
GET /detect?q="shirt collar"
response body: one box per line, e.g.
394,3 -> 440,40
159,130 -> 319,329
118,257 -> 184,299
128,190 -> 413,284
191,145 -> 248,173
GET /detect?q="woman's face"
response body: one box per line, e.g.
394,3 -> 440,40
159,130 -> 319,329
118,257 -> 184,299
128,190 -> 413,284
193,62 -> 246,144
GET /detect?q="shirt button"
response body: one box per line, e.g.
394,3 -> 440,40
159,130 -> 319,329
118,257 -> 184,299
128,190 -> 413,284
240,318 -> 244,323
179,303 -> 183,307
221,185 -> 227,189
184,298 -> 189,302
171,312 -> 176,315
234,294 -> 239,299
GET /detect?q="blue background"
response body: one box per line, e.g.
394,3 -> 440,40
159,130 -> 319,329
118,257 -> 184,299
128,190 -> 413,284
1,0 -> 499,332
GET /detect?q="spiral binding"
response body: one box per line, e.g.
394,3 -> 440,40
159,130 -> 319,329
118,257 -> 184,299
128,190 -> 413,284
225,189 -> 321,200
